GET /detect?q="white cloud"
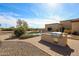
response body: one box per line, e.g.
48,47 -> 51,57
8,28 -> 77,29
0,15 -> 17,27
22,15 -> 64,28
0,12 -> 20,17
0,15 -> 64,28
47,3 -> 61,9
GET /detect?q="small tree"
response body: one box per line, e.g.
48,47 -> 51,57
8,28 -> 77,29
22,20 -> 28,30
16,19 -> 23,27
16,19 -> 28,30
14,26 -> 26,37
14,19 -> 28,37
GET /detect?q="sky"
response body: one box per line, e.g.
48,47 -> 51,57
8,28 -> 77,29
0,3 -> 79,28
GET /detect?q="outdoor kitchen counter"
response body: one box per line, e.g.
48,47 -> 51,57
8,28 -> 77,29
41,32 -> 67,47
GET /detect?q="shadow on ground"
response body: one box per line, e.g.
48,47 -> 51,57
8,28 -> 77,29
39,40 -> 74,56
4,36 -> 17,40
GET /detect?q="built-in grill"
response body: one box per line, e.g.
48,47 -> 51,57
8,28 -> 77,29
41,32 -> 67,47
50,32 -> 62,37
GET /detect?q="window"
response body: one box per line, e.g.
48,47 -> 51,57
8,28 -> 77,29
60,27 -> 65,32
47,28 -> 52,31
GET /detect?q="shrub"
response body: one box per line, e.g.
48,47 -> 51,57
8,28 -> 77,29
64,29 -> 71,34
72,31 -> 79,35
28,31 -> 39,34
14,26 -> 26,37
19,34 -> 38,39
1,27 -> 15,31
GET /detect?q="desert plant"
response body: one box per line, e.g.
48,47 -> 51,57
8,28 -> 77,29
64,29 -> 71,34
14,26 -> 26,37
1,27 -> 15,31
72,31 -> 79,35
19,34 -> 38,39
64,27 -> 71,34
28,31 -> 40,34
16,19 -> 28,29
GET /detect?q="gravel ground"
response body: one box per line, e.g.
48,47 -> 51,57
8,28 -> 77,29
0,41 -> 49,56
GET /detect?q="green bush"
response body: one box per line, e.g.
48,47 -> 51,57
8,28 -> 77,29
19,34 -> 38,39
1,27 -> 15,31
28,31 -> 39,34
14,26 -> 26,37
72,31 -> 79,35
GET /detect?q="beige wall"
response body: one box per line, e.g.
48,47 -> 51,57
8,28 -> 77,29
45,20 -> 79,33
45,21 -> 72,32
41,33 -> 67,46
72,22 -> 79,32
45,23 -> 61,32
60,21 -> 72,29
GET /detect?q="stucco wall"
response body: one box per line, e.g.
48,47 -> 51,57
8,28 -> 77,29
72,22 -> 79,32
60,21 -> 72,29
41,33 -> 67,46
45,23 -> 61,32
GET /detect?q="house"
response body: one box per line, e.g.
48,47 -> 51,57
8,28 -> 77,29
71,18 -> 79,32
60,20 -> 72,33
60,18 -> 79,33
60,20 -> 72,30
45,18 -> 79,33
45,23 -> 61,32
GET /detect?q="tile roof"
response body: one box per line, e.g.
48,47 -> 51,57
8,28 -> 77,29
61,18 -> 79,22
